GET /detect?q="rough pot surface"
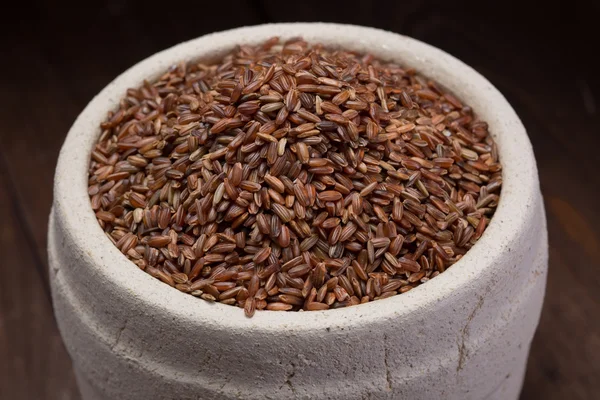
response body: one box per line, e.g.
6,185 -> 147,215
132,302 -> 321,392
49,23 -> 548,400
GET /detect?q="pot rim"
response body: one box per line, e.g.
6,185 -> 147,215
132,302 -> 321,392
53,22 -> 537,332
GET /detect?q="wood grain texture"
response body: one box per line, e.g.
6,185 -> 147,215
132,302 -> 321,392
0,158 -> 79,400
0,0 -> 598,398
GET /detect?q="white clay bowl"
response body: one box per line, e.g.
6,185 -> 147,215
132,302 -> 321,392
49,22 -> 548,400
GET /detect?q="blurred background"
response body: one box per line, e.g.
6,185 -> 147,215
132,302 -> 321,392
0,0 -> 598,398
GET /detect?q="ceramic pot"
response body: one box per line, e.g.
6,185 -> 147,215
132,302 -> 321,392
49,22 -> 548,400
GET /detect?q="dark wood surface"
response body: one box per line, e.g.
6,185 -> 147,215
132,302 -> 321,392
0,1 -> 598,398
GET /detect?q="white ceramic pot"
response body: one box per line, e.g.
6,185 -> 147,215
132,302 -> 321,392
49,23 -> 548,400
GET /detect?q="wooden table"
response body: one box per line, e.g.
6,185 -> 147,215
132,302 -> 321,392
1,1 -> 598,398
